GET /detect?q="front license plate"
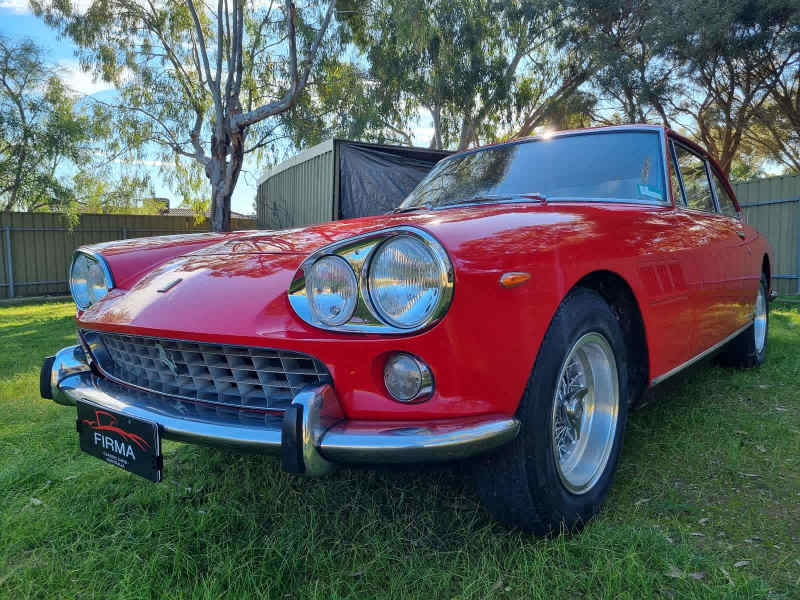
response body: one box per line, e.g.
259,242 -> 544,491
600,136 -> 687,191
76,400 -> 162,482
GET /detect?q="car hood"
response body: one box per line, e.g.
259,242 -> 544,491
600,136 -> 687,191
185,212 -> 442,255
77,202 -> 599,340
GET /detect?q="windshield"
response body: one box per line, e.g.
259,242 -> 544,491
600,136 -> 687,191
399,131 -> 666,210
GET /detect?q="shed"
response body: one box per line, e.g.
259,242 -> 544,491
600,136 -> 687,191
255,139 -> 451,230
733,173 -> 800,296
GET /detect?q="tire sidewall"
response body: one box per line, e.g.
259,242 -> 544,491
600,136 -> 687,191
518,288 -> 630,529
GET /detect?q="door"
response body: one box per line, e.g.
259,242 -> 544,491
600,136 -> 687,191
671,140 -> 743,356
707,165 -> 758,327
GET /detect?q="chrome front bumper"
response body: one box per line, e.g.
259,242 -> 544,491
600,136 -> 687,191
42,345 -> 520,476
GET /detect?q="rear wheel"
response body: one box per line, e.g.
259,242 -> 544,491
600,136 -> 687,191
474,288 -> 629,534
719,274 -> 769,368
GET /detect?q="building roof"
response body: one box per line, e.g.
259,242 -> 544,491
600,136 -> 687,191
163,207 -> 255,219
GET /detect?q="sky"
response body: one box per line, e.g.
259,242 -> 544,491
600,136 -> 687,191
0,3 -> 266,214
0,1 -> 441,215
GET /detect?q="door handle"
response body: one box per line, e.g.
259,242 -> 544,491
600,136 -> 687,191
736,229 -> 746,239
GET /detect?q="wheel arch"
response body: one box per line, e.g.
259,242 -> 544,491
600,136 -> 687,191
571,270 -> 650,406
762,254 -> 771,287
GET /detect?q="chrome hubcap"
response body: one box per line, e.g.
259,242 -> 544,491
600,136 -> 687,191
754,286 -> 767,354
551,332 -> 619,495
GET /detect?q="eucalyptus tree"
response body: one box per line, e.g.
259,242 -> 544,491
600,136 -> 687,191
572,0 -> 680,126
338,0 -> 593,151
664,0 -> 798,175
0,36 -> 105,213
746,8 -> 800,173
33,0 -> 336,231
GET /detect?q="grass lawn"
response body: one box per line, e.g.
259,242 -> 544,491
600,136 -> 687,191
1,301 -> 798,599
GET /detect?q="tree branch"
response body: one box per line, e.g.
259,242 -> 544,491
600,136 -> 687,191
233,0 -> 334,129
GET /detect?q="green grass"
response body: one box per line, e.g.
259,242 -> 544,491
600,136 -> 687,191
1,301 -> 798,599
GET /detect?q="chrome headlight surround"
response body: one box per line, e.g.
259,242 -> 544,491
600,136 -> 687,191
288,226 -> 454,334
69,249 -> 114,310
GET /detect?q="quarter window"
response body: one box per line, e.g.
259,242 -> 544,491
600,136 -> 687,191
674,144 -> 715,212
710,170 -> 738,217
668,143 -> 685,206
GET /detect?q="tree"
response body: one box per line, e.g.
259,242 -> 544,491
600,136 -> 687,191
0,37 -> 96,212
746,12 -> 800,173
338,0 -> 593,151
33,0 -> 336,232
664,0 -> 798,175
747,100 -> 800,173
576,0 -> 680,126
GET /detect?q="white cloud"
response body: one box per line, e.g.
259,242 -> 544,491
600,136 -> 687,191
57,60 -> 116,96
0,0 -> 30,14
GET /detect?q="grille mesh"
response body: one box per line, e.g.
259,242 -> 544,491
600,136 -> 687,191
86,330 -> 330,412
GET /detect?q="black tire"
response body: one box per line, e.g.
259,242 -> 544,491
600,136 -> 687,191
473,287 -> 630,534
719,274 -> 769,368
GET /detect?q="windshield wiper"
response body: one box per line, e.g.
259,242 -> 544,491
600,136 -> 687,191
392,193 -> 547,214
462,192 -> 548,204
391,202 -> 432,214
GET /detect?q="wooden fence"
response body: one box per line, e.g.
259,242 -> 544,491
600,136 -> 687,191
0,212 -> 256,300
732,174 -> 800,296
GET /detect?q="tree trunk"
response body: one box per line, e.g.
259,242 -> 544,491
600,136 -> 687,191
208,129 -> 245,233
210,180 -> 232,232
457,118 -> 474,151
429,105 -> 443,150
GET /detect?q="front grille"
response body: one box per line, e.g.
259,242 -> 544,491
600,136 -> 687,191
84,330 -> 330,412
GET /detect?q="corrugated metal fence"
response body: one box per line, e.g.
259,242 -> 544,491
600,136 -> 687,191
0,212 -> 256,300
732,174 -> 800,296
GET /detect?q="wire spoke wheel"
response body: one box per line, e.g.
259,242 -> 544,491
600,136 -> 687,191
551,332 -> 619,495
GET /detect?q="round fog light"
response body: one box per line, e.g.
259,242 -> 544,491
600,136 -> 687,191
384,353 -> 433,403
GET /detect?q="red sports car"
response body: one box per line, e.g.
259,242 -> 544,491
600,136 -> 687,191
42,124 -> 773,534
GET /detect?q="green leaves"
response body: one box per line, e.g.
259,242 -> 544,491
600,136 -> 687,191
0,35 -> 151,217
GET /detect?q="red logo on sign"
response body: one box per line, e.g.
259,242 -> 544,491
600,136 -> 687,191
81,410 -> 151,451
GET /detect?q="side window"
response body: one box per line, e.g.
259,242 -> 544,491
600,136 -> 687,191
668,142 -> 685,205
710,170 -> 738,217
674,144 -> 715,212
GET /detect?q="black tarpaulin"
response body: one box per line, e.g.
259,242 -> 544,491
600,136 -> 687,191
338,142 -> 449,219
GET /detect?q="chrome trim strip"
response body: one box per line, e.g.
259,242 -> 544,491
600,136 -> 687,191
48,348 -> 519,465
425,197 -> 672,212
650,322 -> 752,385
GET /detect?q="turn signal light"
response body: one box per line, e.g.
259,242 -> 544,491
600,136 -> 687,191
499,272 -> 531,288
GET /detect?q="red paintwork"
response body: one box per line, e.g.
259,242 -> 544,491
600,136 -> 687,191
74,125 -> 773,422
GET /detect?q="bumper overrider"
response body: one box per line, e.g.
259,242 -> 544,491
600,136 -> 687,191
41,345 -> 520,476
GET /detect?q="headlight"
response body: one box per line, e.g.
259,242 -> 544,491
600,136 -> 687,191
288,226 -> 453,333
368,236 -> 450,329
307,255 -> 358,326
69,251 -> 113,310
